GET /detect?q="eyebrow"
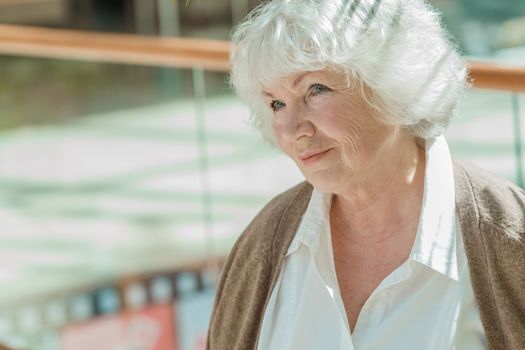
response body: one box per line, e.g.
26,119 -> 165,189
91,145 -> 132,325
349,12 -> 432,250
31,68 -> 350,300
292,72 -> 311,89
262,72 -> 314,99
262,90 -> 274,98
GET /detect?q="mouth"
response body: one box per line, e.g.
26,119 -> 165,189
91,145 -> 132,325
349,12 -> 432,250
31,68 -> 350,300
299,148 -> 333,165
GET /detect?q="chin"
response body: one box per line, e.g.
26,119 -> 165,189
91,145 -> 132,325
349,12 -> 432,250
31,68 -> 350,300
305,174 -> 342,194
303,164 -> 356,194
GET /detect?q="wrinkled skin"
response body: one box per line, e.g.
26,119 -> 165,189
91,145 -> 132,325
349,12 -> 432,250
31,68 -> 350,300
264,69 -> 417,203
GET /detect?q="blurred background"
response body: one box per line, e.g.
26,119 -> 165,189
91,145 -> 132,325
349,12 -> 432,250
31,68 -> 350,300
0,0 -> 524,349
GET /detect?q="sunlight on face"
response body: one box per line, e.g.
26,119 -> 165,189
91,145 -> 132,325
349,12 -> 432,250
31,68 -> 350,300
263,69 -> 404,194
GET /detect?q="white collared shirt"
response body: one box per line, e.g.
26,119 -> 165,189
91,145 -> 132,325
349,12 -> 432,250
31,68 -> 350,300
257,136 -> 487,350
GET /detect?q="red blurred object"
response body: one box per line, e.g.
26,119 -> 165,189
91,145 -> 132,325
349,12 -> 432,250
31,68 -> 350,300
61,304 -> 177,350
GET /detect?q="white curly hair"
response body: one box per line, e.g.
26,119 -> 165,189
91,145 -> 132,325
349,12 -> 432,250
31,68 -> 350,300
230,0 -> 468,145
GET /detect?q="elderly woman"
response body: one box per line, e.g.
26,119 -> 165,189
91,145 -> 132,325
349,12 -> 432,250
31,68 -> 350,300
207,0 -> 525,349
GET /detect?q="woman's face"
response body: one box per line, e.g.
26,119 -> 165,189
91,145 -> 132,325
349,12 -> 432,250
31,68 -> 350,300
264,69 -> 404,194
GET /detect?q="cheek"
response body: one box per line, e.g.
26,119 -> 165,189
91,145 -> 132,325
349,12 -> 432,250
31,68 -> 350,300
323,100 -> 384,164
339,121 -> 365,152
272,120 -> 292,155
272,119 -> 282,143
319,100 -> 365,147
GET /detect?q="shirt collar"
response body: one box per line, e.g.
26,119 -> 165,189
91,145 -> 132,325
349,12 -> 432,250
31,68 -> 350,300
287,135 -> 459,281
411,135 -> 459,281
286,188 -> 330,256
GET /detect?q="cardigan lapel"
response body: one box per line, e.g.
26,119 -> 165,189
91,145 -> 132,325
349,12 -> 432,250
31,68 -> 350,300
453,160 -> 506,349
252,182 -> 314,348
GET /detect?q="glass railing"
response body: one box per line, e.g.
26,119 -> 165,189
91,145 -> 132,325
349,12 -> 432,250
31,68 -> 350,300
0,24 -> 297,350
446,62 -> 525,186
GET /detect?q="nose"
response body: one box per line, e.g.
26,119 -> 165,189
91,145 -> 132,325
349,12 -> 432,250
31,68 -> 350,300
277,103 -> 315,142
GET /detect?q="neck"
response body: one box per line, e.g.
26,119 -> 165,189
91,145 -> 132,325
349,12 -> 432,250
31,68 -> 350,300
330,135 -> 426,245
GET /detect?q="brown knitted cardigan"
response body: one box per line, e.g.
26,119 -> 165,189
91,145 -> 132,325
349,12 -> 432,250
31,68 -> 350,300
207,161 -> 525,350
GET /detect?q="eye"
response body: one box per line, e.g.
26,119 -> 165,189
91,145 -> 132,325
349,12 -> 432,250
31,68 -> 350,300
270,100 -> 286,112
309,83 -> 330,97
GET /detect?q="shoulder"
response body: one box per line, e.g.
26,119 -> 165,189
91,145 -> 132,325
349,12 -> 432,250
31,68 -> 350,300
207,182 -> 313,349
213,180 -> 313,300
227,181 -> 313,266
453,160 -> 525,346
454,160 -> 525,241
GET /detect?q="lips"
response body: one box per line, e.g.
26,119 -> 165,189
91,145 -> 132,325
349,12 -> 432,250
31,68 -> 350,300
298,148 -> 333,164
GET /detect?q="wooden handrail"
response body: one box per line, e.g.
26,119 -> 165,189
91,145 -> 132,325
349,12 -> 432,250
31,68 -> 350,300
0,24 -> 524,92
0,24 -> 230,71
468,61 -> 525,93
